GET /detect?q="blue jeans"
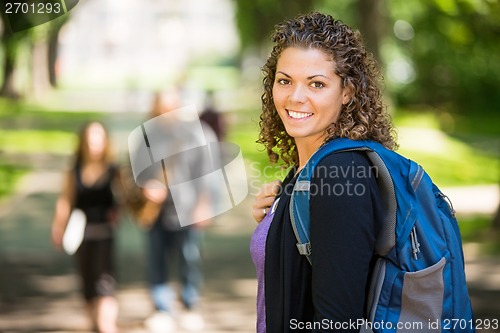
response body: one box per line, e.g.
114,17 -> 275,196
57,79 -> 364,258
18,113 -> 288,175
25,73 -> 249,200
147,222 -> 202,312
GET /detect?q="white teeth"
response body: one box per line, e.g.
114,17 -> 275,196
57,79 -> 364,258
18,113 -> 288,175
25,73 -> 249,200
288,110 -> 312,119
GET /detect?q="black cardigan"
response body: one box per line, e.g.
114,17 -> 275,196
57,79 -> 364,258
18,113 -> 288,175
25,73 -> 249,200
265,151 -> 383,332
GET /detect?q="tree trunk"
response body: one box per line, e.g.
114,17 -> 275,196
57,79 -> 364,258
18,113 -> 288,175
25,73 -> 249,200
32,41 -> 51,99
48,20 -> 65,87
356,0 -> 385,64
0,33 -> 20,99
48,31 -> 58,87
493,202 -> 500,230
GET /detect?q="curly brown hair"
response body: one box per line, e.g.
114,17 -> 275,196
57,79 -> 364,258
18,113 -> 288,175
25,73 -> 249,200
258,11 -> 397,167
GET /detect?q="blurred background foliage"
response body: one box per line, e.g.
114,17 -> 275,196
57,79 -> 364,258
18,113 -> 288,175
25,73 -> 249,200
0,0 -> 498,115
0,0 -> 499,227
236,0 -> 500,116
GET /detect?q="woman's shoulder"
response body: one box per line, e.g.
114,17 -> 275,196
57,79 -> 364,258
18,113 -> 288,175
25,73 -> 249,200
308,150 -> 381,190
317,150 -> 371,167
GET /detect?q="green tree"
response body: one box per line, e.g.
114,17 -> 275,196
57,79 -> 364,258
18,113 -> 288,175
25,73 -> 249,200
234,0 -> 389,74
389,0 -> 500,113
235,0 -> 315,51
0,13 -> 70,98
356,0 -> 386,63
0,25 -> 30,98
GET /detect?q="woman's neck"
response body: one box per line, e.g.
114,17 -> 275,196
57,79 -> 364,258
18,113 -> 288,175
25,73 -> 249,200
80,160 -> 107,174
82,156 -> 105,166
80,159 -> 108,186
295,137 -> 326,169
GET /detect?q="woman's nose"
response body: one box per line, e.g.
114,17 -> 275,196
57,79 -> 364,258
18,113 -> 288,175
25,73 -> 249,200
289,84 -> 307,104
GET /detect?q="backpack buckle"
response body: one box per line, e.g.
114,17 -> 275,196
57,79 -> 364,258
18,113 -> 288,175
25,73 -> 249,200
296,242 -> 311,256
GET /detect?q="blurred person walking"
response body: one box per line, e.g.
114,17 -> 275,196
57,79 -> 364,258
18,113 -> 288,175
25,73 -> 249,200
51,121 -> 122,333
135,88 -> 216,332
199,90 -> 227,142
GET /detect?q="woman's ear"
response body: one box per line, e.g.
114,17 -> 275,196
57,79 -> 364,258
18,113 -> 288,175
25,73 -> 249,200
341,79 -> 354,105
342,85 -> 354,105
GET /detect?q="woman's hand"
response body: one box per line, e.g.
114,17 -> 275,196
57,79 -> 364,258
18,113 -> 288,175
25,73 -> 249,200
142,180 -> 168,204
252,180 -> 282,223
51,171 -> 74,250
51,223 -> 64,250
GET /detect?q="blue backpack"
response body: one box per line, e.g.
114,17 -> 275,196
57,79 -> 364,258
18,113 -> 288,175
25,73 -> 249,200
290,138 -> 475,333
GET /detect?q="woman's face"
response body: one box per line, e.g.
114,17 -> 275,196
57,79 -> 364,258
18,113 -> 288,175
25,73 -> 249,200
272,47 -> 350,147
85,122 -> 107,161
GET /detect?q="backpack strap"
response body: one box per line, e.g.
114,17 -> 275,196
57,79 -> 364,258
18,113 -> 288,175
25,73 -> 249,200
290,138 -> 398,265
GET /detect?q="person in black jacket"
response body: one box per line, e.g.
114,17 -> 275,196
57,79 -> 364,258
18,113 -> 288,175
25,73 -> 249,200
250,12 -> 397,332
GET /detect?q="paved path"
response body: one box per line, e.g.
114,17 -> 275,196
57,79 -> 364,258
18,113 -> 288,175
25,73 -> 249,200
1,149 -> 499,332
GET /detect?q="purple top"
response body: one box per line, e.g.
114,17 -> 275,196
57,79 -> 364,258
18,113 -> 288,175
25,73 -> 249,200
250,198 -> 279,333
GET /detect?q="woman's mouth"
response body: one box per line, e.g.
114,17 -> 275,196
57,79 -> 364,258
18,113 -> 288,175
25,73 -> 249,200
287,110 -> 313,119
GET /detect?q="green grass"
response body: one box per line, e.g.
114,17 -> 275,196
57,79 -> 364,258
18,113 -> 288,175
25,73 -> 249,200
458,215 -> 500,254
0,97 -> 107,155
396,129 -> 498,186
0,97 -> 106,200
458,215 -> 494,242
57,65 -> 241,91
393,110 -> 442,130
227,110 -> 290,184
0,164 -> 28,199
393,108 -> 500,136
0,129 -> 77,155
393,111 -> 499,186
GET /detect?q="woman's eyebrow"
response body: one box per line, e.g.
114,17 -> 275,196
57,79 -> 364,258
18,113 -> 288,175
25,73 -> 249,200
307,74 -> 330,80
276,71 -> 291,78
276,71 -> 331,80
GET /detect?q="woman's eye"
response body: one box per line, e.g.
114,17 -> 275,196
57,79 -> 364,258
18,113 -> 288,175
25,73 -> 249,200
311,81 -> 325,89
277,78 -> 290,85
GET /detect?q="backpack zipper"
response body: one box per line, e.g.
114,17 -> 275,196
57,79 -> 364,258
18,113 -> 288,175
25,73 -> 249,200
410,226 -> 420,260
437,192 -> 456,218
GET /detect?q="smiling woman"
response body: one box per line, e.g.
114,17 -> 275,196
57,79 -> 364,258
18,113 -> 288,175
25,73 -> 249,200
258,12 -> 396,168
250,11 -> 398,333
272,47 -> 351,166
